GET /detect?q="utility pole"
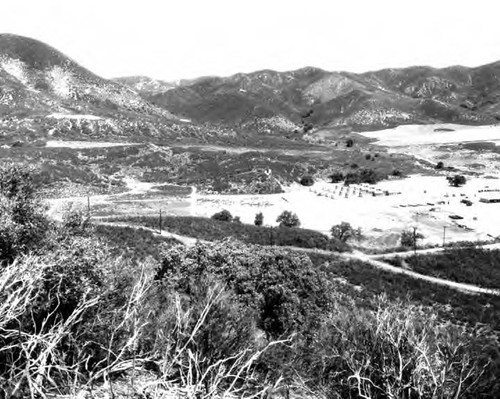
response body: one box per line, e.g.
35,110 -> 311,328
413,226 -> 417,255
159,209 -> 162,234
442,226 -> 447,247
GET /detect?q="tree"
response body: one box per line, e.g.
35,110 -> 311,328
328,172 -> 344,183
211,209 -> 233,222
401,228 -> 424,248
299,175 -> 314,186
346,138 -> 354,148
435,161 -> 444,170
276,211 -> 301,228
330,222 -> 363,243
254,212 -> 264,226
447,174 -> 466,187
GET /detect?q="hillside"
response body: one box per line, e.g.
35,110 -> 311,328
0,34 -> 233,144
113,75 -> 178,95
118,62 -> 500,134
0,34 -> 178,119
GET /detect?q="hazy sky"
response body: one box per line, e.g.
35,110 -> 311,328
3,0 -> 500,81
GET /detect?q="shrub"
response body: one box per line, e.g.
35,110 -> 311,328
254,212 -> 264,226
400,229 -> 424,248
344,168 -> 383,185
0,164 -> 51,264
299,175 -> 314,186
211,209 -> 233,222
156,240 -> 332,340
302,296 -> 500,398
276,210 -> 301,228
330,222 -> 363,243
447,174 -> 466,187
328,172 -> 344,183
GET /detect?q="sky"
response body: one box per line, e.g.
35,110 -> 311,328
3,0 -> 500,81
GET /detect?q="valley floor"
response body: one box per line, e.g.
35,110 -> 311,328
43,123 -> 500,250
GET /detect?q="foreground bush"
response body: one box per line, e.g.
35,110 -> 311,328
300,296 -> 500,398
156,239 -> 332,340
0,163 -> 50,263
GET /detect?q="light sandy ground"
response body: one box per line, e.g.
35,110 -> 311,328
46,174 -> 500,249
191,175 -> 500,247
360,124 -> 500,147
43,125 -> 500,248
45,140 -> 140,149
47,113 -> 103,121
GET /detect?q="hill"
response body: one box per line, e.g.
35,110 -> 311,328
0,34 -> 177,119
0,34 -> 229,144
118,62 -> 500,134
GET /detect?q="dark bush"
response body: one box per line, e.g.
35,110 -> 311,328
211,209 -> 233,222
299,175 -> 314,186
276,210 -> 301,228
254,212 -> 264,226
328,172 -> 344,183
157,240 -> 332,340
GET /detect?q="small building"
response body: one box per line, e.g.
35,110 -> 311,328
479,192 -> 500,203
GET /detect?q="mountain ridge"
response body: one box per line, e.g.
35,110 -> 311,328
116,61 -> 500,133
2,33 -> 500,145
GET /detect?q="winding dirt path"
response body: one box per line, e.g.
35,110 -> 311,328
94,221 -> 203,247
95,221 -> 500,296
370,242 -> 500,260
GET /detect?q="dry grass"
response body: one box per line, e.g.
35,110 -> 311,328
0,257 -> 289,399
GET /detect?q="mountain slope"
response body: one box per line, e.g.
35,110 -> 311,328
0,34 -> 244,144
0,34 -> 177,119
120,63 -> 500,132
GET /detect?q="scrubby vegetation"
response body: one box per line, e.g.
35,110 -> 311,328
307,252 -> 500,331
107,215 -> 348,251
386,247 -> 500,289
94,224 -> 182,262
1,164 -> 500,398
328,168 -> 385,185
